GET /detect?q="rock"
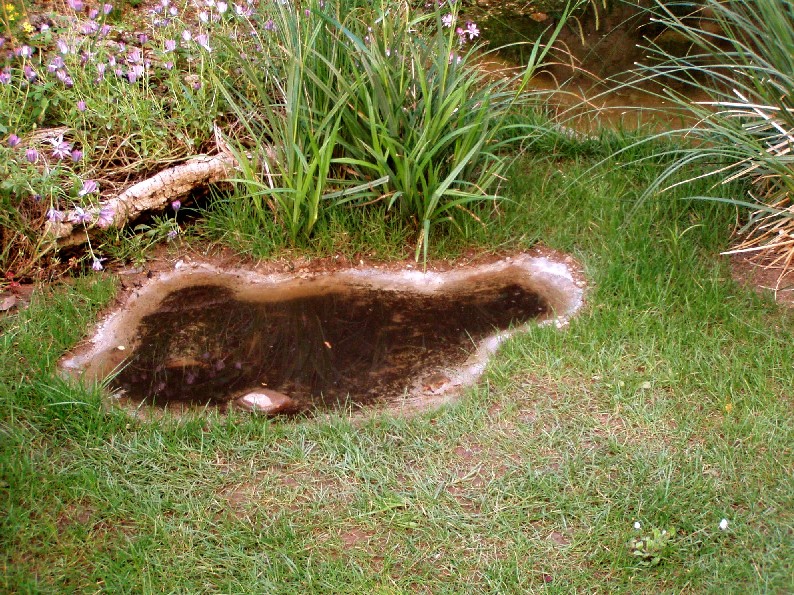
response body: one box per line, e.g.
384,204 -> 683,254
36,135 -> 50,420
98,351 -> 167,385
234,389 -> 298,415
0,294 -> 17,312
422,372 -> 450,393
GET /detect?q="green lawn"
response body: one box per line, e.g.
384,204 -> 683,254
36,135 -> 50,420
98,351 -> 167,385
2,147 -> 792,593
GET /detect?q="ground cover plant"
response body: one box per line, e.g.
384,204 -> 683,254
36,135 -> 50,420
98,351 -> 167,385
0,0 -> 567,277
1,0 -> 793,592
631,0 -> 794,283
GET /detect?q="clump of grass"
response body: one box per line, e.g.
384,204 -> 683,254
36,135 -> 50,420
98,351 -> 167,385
636,0 -> 794,281
214,0 -> 569,262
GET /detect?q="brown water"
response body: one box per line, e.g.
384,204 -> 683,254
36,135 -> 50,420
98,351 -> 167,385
476,2 -> 710,131
111,276 -> 549,413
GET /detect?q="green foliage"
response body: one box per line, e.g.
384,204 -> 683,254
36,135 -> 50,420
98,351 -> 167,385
636,0 -> 794,263
215,0 -> 568,261
629,526 -> 677,567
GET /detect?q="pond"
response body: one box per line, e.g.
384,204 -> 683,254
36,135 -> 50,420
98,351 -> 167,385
61,254 -> 584,417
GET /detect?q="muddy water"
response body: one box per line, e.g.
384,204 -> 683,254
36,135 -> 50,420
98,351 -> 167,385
111,275 -> 548,413
475,2 -> 710,130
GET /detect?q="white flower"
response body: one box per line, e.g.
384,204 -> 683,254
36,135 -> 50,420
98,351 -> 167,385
719,518 -> 728,531
633,521 -> 641,530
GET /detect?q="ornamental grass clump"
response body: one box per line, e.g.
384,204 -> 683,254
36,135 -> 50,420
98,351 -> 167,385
216,0 -> 567,261
638,0 -> 794,279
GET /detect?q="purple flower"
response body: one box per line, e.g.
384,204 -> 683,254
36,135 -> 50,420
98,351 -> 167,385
164,39 -> 176,52
0,70 -> 10,84
79,179 -> 99,196
71,149 -> 83,162
263,19 -> 275,31
465,22 -> 480,39
0,37 -> 4,49
139,34 -> 149,45
442,13 -> 454,27
100,24 -> 111,37
103,3 -> 113,15
196,34 -> 211,51
171,199 -> 181,211
48,56 -> 65,72
181,29 -> 192,42
96,62 -> 107,80
234,3 -> 252,17
23,65 -> 37,81
164,61 -> 174,70
92,257 -> 105,271
7,134 -> 20,148
82,21 -> 99,35
88,8 -> 99,19
96,205 -> 115,228
46,208 -> 65,223
51,135 -> 73,159
25,148 -> 38,163
56,70 -> 74,87
217,1 -> 228,14
67,0 -> 85,11
56,39 -> 71,55
76,100 -> 87,112
19,45 -> 33,58
167,229 -> 179,240
70,207 -> 93,224
127,47 -> 142,64
127,64 -> 144,83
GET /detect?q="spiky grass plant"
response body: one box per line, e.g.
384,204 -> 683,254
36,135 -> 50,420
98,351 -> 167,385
215,0 -> 568,261
638,0 -> 794,281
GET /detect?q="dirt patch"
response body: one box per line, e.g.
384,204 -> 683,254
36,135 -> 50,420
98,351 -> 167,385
729,254 -> 794,307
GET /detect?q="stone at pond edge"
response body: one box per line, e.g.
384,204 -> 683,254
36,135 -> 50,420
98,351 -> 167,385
234,389 -> 299,415
0,294 -> 17,312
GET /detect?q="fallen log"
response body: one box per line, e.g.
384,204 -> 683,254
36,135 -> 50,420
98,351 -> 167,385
46,153 -> 237,247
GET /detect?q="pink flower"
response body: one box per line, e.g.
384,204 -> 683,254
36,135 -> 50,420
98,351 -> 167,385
51,135 -> 73,159
164,39 -> 176,52
25,148 -> 38,163
70,207 -> 93,224
196,34 -> 211,51
465,22 -> 480,39
92,257 -> 105,271
96,205 -> 115,228
442,13 -> 454,28
46,208 -> 65,222
79,179 -> 99,196
77,100 -> 87,112
7,134 -> 20,148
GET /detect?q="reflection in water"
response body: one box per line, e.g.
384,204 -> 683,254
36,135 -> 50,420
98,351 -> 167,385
113,278 -> 548,412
